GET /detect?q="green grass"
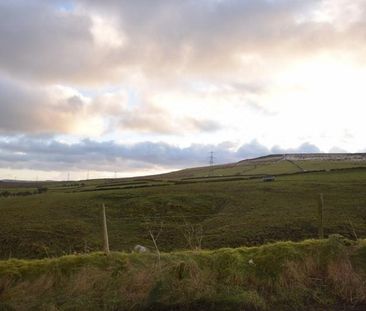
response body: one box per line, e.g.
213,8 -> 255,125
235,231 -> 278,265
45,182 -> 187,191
0,238 -> 365,310
296,160 -> 366,172
1,166 -> 366,259
158,157 -> 366,179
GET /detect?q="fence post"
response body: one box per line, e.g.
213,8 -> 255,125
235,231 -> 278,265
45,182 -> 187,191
318,193 -> 324,239
102,203 -> 110,255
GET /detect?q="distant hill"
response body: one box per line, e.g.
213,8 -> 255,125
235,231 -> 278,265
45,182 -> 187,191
156,153 -> 366,180
2,153 -> 365,184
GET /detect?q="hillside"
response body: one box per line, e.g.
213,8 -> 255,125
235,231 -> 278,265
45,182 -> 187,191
156,153 -> 366,179
1,237 -> 365,310
0,153 -> 366,259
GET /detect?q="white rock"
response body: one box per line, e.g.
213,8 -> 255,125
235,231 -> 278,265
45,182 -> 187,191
133,245 -> 149,253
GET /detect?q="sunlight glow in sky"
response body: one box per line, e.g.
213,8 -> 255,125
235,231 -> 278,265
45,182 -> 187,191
0,0 -> 365,180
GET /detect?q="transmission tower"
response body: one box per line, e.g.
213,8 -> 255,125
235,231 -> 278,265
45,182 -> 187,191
209,151 -> 215,176
209,151 -> 214,166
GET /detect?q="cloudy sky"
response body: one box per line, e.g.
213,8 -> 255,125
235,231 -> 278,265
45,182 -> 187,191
0,0 -> 365,180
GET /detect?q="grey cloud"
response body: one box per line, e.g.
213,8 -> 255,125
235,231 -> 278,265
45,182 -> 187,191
118,114 -> 221,135
71,0 -> 366,77
0,137 -> 233,171
0,136 -> 322,172
238,140 -> 322,159
237,140 -> 270,159
185,118 -> 222,132
116,104 -> 176,134
271,142 -> 321,154
1,0 -> 366,84
0,77 -> 85,133
0,1 -> 124,84
96,93 -> 223,135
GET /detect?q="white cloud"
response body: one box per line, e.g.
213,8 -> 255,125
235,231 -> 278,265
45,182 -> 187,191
0,0 -> 366,178
90,15 -> 127,49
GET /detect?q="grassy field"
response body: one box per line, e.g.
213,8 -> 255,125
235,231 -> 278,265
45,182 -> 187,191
1,237 -> 365,310
157,155 -> 366,179
1,155 -> 366,259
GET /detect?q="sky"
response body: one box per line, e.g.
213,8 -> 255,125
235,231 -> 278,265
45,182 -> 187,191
0,0 -> 365,180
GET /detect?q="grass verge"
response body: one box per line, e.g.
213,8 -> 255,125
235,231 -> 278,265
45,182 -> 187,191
1,236 -> 365,310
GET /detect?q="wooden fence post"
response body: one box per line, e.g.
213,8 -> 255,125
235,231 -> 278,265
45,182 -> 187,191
102,203 -> 110,255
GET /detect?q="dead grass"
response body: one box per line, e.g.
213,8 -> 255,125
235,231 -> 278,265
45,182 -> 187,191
10,273 -> 55,299
280,256 -> 320,289
119,268 -> 157,305
68,266 -> 108,295
0,276 -> 13,298
328,258 -> 366,304
167,260 -> 216,304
